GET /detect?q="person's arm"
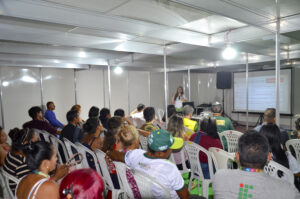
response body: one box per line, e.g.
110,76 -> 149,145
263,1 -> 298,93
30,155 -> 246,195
138,129 -> 151,137
176,187 -> 190,199
130,109 -> 138,117
46,112 -> 63,128
0,146 -> 6,166
123,117 -> 133,125
107,150 -> 125,163
44,122 -> 59,135
52,164 -> 69,182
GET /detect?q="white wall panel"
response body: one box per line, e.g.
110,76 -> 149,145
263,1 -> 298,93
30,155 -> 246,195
42,68 -> 75,125
150,72 -> 165,110
110,70 -> 129,115
1,66 -> 41,130
76,69 -> 104,120
128,71 -> 150,113
190,72 -> 199,105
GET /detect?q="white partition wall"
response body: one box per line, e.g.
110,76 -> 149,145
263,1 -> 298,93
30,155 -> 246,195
42,68 -> 75,124
150,72 -> 165,110
76,69 -> 105,120
128,71 -> 150,113
190,73 -> 199,105
1,66 -> 41,130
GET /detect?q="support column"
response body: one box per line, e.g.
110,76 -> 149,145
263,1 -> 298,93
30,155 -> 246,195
188,67 -> 191,101
39,68 -> 44,112
74,69 -> 77,104
163,46 -> 168,125
246,53 -> 249,130
0,67 -> 4,128
275,0 -> 281,125
107,60 -> 112,111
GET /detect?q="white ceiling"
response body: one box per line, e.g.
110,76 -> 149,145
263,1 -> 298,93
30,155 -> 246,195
0,0 -> 299,70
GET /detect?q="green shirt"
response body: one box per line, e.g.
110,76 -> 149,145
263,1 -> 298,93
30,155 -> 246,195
214,115 -> 234,151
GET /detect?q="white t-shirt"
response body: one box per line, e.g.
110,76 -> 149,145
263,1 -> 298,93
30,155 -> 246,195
125,149 -> 184,199
174,94 -> 186,109
131,111 -> 144,120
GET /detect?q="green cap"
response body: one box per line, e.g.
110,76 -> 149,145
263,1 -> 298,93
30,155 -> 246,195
147,129 -> 184,152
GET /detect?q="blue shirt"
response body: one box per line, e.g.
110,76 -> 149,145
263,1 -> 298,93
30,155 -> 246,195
44,109 -> 63,128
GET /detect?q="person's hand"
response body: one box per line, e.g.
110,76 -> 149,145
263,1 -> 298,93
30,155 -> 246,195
52,164 -> 69,181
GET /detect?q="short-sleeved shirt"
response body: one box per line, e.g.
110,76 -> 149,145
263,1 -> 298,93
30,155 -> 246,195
214,116 -> 234,133
60,123 -> 83,143
3,152 -> 30,194
125,149 -> 184,199
140,123 -> 159,133
254,123 -> 289,146
213,169 -> 300,199
23,120 -> 57,135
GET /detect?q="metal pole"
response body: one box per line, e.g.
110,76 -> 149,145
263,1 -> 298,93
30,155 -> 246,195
74,69 -> 78,104
0,67 -> 5,128
148,72 -> 151,106
188,67 -> 191,101
102,68 -> 106,107
163,46 -> 168,125
127,71 -> 130,114
275,0 -> 280,125
107,60 -> 112,110
246,53 -> 249,130
39,68 -> 44,112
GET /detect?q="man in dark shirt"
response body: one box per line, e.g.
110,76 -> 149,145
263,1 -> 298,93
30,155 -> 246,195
23,106 -> 58,135
61,109 -> 83,143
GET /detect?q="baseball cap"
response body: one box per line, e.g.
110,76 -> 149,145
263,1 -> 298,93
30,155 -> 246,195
147,129 -> 184,152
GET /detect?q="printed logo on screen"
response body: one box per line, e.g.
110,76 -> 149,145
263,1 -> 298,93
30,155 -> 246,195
238,183 -> 253,199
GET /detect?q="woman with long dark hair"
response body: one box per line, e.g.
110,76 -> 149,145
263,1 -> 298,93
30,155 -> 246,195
171,86 -> 187,112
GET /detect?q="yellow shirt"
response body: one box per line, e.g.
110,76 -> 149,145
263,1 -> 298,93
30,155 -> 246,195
183,118 -> 199,138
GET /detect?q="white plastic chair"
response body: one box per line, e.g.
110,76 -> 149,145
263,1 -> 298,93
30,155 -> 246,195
286,139 -> 300,164
114,161 -> 171,199
133,118 -> 145,128
94,149 -> 118,191
62,138 -> 82,170
208,147 -> 235,170
156,108 -> 164,122
264,160 -> 294,184
219,130 -> 243,152
139,135 -> 148,151
169,147 -> 190,174
48,133 -> 68,164
1,167 -> 20,199
34,129 -> 51,142
75,143 -> 101,174
185,141 -> 214,199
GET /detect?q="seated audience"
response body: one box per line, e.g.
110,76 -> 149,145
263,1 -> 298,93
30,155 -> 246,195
44,101 -> 64,128
71,104 -> 84,126
107,129 -> 190,199
140,107 -> 158,136
130,104 -> 146,120
3,128 -> 39,193
23,106 -> 59,135
183,105 -> 199,138
100,108 -> 111,129
254,108 -> 289,146
88,106 -> 100,118
61,110 -> 83,143
260,124 -> 300,178
292,116 -> 300,139
0,126 -> 11,165
213,131 -> 300,199
16,141 -> 68,199
81,117 -> 103,170
167,115 -> 189,170
114,108 -> 133,125
59,168 -> 105,199
190,117 -> 223,179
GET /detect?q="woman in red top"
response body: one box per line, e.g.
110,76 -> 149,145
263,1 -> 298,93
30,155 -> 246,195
189,117 -> 222,179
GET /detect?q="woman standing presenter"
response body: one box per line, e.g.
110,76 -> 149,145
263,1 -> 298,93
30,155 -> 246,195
171,86 -> 187,112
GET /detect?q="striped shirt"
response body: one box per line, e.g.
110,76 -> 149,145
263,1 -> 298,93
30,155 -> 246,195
3,152 -> 30,194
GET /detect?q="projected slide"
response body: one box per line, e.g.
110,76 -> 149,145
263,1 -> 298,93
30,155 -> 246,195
234,69 -> 291,114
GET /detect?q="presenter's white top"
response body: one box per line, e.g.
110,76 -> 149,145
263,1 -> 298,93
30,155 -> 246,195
131,111 -> 144,120
125,149 -> 184,199
174,94 -> 186,109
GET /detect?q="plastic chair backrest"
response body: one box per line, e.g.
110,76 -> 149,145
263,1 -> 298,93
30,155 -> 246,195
208,147 -> 235,170
94,149 -> 116,190
1,167 -> 20,199
264,160 -> 294,184
62,138 -> 82,169
156,108 -> 164,121
114,161 -> 171,199
219,130 -> 243,152
168,147 -> 190,174
139,135 -> 148,150
34,129 -> 50,142
48,133 -> 68,164
286,139 -> 300,165
133,118 -> 145,128
75,142 -> 101,174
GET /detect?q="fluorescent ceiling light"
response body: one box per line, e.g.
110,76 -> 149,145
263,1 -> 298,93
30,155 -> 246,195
21,76 -> 37,83
222,46 -> 237,60
2,81 -> 9,87
114,66 -> 123,75
79,51 -> 86,58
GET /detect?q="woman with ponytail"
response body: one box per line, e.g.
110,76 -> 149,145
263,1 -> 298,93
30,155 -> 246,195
3,128 -> 38,193
16,141 -> 69,199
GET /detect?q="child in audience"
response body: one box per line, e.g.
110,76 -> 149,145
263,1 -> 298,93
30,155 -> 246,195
60,168 -> 105,199
167,115 -> 189,170
16,141 -> 68,199
140,107 -> 158,136
189,117 -> 222,179
0,126 -> 10,165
